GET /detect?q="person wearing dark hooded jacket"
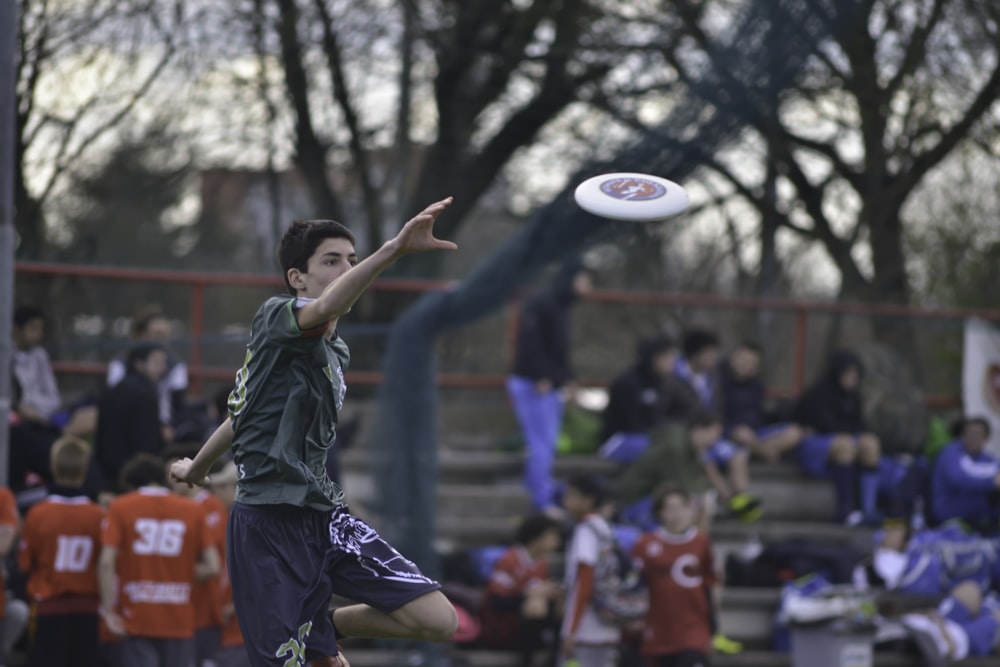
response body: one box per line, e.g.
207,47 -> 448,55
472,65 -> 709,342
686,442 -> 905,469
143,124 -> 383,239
792,350 -> 882,525
598,336 -> 700,463
507,260 -> 593,513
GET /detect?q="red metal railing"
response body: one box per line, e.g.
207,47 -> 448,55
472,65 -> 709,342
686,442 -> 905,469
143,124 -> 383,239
15,261 -> 1000,406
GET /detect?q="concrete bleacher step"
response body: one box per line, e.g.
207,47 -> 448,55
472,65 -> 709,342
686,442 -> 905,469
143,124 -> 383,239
338,647 -> 996,667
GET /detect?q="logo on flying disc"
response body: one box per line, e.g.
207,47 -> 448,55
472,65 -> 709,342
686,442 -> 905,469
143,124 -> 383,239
599,177 -> 667,201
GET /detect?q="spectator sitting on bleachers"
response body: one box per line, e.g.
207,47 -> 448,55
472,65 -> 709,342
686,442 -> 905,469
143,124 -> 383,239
902,581 -> 1000,666
854,521 -> 998,599
791,350 -> 882,526
12,305 -> 96,439
480,514 -> 563,666
614,413 -> 761,527
12,305 -> 61,429
929,416 -> 1000,532
673,328 -> 721,413
106,303 -> 189,435
94,343 -> 169,490
599,336 -> 700,464
717,341 -> 802,463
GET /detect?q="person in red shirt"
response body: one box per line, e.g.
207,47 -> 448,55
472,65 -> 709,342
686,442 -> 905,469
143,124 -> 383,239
99,453 -> 221,667
0,483 -> 20,666
167,449 -> 227,667
630,484 -> 718,667
19,435 -> 104,667
209,461 -> 250,667
480,514 -> 563,664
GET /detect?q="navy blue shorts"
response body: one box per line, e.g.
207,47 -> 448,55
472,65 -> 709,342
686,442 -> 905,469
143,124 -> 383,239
228,503 -> 440,666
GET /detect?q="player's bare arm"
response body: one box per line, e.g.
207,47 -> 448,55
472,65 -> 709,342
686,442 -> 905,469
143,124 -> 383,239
170,418 -> 234,487
98,546 -> 126,636
195,545 -> 221,581
0,524 -> 17,558
295,197 -> 456,331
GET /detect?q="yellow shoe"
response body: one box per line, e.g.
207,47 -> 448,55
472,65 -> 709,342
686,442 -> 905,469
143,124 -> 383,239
729,493 -> 763,523
713,633 -> 743,655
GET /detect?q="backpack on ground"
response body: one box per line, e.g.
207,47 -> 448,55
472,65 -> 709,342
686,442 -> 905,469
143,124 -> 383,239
582,518 -> 648,626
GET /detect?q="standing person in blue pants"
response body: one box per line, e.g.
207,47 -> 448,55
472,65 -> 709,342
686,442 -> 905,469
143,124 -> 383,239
507,259 -> 593,516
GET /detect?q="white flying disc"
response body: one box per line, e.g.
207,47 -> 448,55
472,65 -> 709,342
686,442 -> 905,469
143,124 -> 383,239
574,172 -> 689,222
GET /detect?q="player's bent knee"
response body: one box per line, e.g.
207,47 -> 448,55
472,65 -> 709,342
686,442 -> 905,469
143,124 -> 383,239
393,591 -> 459,642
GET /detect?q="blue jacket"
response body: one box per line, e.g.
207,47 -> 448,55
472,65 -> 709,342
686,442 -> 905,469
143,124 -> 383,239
930,441 -> 999,525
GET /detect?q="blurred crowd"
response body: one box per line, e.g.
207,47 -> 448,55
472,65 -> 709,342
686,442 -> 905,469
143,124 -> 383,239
5,266 -> 1000,667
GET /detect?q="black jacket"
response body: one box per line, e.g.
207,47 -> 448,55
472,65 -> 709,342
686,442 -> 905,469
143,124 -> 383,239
792,350 -> 867,434
510,263 -> 583,386
718,361 -> 765,431
601,339 -> 700,442
95,372 -> 164,484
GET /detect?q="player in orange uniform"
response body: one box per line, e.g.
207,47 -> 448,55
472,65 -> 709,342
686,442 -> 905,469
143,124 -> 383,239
167,449 -> 227,666
19,435 -> 104,667
99,453 -> 221,666
630,485 -> 718,667
480,514 -> 563,665
210,461 -> 250,667
0,483 -> 20,666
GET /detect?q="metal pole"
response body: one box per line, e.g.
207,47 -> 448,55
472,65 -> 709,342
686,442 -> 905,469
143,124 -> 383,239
0,0 -> 20,486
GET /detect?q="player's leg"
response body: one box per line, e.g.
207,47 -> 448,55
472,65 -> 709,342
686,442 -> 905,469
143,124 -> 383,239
28,613 -> 66,667
67,612 -> 101,667
507,376 -> 562,510
756,423 -> 803,462
856,433 -> 882,521
571,644 -> 618,667
671,650 -> 709,667
120,637 -> 160,667
162,637 -> 196,667
327,508 -> 457,642
195,626 -> 222,666
228,503 -> 338,666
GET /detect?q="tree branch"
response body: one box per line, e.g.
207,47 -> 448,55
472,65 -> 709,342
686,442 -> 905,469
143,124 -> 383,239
312,0 -> 383,248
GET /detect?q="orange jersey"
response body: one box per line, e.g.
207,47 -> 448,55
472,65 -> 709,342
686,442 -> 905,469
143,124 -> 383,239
0,487 -> 20,619
102,487 -> 211,639
631,527 -> 716,656
480,546 -> 550,648
191,490 -> 226,630
19,493 -> 104,612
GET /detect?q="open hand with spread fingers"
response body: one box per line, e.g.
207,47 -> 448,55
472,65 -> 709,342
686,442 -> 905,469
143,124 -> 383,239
389,197 -> 458,257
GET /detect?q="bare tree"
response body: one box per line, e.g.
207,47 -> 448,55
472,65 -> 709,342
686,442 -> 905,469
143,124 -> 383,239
15,0 -> 195,258
238,0 -> 657,272
651,0 -> 1000,305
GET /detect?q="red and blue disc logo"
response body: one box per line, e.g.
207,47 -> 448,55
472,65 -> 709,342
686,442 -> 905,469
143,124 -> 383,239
600,177 -> 667,201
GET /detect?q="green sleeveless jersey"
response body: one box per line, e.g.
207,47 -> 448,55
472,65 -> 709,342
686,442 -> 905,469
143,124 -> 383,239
227,295 -> 349,510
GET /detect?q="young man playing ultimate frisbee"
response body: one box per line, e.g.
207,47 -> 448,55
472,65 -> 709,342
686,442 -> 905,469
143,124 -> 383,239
170,197 -> 460,667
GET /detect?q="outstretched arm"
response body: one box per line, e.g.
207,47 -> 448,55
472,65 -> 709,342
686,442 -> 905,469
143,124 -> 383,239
170,418 -> 234,487
296,197 -> 456,331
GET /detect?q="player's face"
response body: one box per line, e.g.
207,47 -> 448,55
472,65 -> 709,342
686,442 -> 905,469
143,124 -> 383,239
839,366 -> 860,391
652,349 -> 678,376
659,494 -> 694,533
690,422 -> 722,451
962,423 -> 989,454
730,348 -> 760,379
15,317 -> 44,348
692,346 -> 719,372
296,237 -> 358,298
535,528 -> 562,556
562,486 -> 591,519
141,317 -> 171,342
140,349 -> 168,382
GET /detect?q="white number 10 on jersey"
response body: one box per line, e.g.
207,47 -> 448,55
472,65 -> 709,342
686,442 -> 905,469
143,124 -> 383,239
133,519 -> 187,556
54,536 -> 94,572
